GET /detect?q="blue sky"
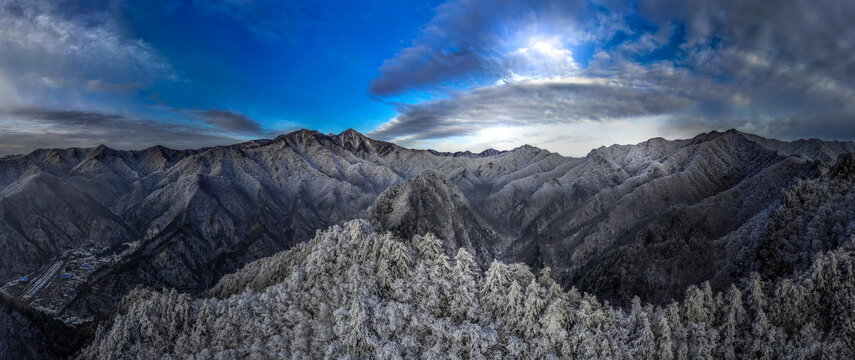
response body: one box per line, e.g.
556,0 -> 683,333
120,0 -> 442,134
1,0 -> 853,156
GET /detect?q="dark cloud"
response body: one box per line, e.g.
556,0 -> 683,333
0,107 -> 252,156
196,109 -> 263,134
369,46 -> 484,96
635,0 -> 855,106
7,108 -> 125,125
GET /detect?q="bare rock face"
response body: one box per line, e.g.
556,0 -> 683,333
2,127 -> 855,332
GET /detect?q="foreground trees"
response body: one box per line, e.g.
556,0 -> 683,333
81,220 -> 855,359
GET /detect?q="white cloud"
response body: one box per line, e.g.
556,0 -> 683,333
502,36 -> 580,81
393,117 -> 670,157
370,76 -> 694,148
0,0 -> 174,100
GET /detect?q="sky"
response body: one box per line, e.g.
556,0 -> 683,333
0,0 -> 853,156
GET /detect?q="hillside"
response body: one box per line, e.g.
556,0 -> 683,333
81,220 -> 855,359
2,129 -> 855,335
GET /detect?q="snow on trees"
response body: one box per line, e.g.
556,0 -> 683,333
80,220 -> 855,359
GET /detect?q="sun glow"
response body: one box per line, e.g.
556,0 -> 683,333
501,35 -> 580,82
526,36 -> 572,59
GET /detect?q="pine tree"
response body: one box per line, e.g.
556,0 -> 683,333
571,300 -> 606,360
539,297 -> 571,357
667,302 -> 687,360
520,279 -> 546,339
746,272 -> 767,318
686,322 -> 716,360
481,260 -> 509,315
749,309 -> 776,360
683,285 -> 710,324
504,280 -> 525,333
190,300 -> 213,351
427,255 -> 454,318
386,239 -> 413,278
336,297 -> 374,356
632,316 -> 656,360
770,278 -> 805,330
628,296 -> 644,333
451,248 -> 480,322
718,285 -> 746,360
655,312 -> 674,360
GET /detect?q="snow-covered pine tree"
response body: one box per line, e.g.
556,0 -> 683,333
451,248 -> 481,323
481,260 -> 509,316
77,219 -> 855,359
631,316 -> 656,360
655,311 -> 675,360
520,279 -> 546,339
718,285 -> 746,360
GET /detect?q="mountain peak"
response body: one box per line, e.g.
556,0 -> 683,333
339,128 -> 361,136
272,129 -> 325,144
335,128 -> 372,150
88,144 -> 115,158
510,144 -> 547,154
478,148 -> 504,157
333,128 -> 403,156
687,128 -> 753,146
368,168 -> 498,264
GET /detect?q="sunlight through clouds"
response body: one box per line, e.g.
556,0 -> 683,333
394,116 -> 669,157
368,0 -> 855,153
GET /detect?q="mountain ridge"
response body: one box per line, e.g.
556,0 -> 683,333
1,128 -> 854,335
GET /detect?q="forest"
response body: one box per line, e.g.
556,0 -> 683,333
80,220 -> 855,359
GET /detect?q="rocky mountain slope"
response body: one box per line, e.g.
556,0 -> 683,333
1,128 -> 855,335
366,169 -> 504,267
0,303 -> 59,359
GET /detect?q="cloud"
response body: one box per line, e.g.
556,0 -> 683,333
85,80 -> 144,94
0,0 -> 176,117
0,68 -> 19,108
368,0 -> 593,95
390,120 -> 670,157
196,109 -> 264,135
369,46 -> 484,96
0,107 -> 254,155
368,0 -> 855,150
0,0 -> 174,85
502,37 -> 581,80
369,76 -> 693,142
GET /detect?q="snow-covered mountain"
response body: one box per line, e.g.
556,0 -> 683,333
2,128 -> 855,357
81,220 -> 855,359
366,169 -> 504,267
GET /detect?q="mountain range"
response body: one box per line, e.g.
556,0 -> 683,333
2,128 -> 855,357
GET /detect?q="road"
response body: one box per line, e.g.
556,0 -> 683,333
20,261 -> 63,300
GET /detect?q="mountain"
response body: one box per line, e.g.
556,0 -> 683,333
2,128 -> 855,351
80,219 -> 855,359
366,169 -> 504,267
0,303 -> 59,359
0,129 -> 565,328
